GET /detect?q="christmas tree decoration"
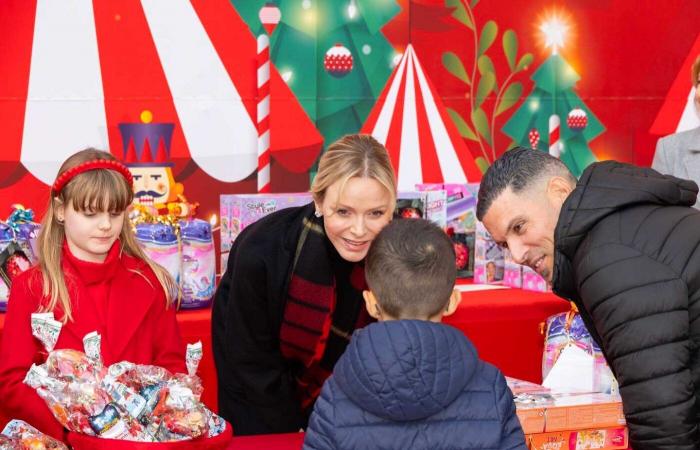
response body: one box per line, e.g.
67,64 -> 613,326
502,15 -> 604,177
232,0 -> 400,153
323,44 -> 354,77
528,128 -> 540,149
567,108 -> 588,131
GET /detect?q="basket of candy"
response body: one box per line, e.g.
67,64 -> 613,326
25,314 -> 232,449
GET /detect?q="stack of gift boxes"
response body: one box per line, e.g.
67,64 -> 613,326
508,377 -> 628,449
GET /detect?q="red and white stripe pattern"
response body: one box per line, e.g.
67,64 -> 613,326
257,34 -> 271,193
650,33 -> 700,136
361,44 -> 481,190
548,114 -> 561,158
0,0 -> 321,188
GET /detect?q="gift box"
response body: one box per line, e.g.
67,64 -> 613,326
395,190 -> 447,228
416,184 -> 479,277
473,221 -> 504,284
0,206 -> 41,312
219,193 -> 312,253
526,426 -> 628,450
515,392 -> 625,435
503,249 -> 523,288
66,421 -> 232,450
135,219 -> 215,309
522,266 -> 550,292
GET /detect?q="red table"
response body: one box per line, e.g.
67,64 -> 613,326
0,285 -> 570,443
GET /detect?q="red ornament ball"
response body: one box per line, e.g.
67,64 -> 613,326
567,108 -> 588,130
528,128 -> 540,149
324,44 -> 353,78
454,242 -> 469,270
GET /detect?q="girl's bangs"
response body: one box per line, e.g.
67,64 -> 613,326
69,170 -> 133,212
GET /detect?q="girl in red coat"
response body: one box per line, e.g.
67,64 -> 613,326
0,148 -> 186,441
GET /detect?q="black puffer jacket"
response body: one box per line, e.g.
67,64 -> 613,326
552,161 -> 700,449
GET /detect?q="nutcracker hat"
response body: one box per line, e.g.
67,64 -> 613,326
118,122 -> 175,168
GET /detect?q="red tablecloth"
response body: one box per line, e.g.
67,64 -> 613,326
0,285 -> 570,443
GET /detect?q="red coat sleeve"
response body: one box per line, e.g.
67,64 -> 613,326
150,292 -> 186,375
0,271 -> 65,440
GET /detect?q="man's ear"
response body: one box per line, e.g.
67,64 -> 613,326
363,290 -> 382,320
546,176 -> 574,205
443,289 -> 462,317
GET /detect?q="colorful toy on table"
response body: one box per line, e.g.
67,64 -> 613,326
503,249 -> 522,288
24,316 -> 227,443
131,202 -> 215,309
1,419 -> 68,449
416,183 -> 479,277
219,193 -> 312,271
542,306 -> 617,395
0,205 -> 40,312
473,221 -> 504,284
394,190 -> 447,228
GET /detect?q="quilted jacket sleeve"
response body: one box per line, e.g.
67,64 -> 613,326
577,242 -> 698,449
303,379 -> 337,450
494,371 -> 528,450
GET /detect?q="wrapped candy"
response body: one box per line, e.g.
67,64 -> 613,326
1,419 -> 68,449
31,312 -> 62,352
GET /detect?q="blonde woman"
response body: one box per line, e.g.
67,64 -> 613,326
0,149 -> 185,441
212,134 -> 397,435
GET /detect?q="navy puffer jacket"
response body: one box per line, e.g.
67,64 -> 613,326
303,320 -> 526,450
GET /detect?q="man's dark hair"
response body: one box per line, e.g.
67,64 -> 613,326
476,146 -> 576,221
365,218 -> 456,319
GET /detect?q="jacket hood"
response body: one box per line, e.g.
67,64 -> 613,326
333,320 -> 478,421
553,161 -> 698,296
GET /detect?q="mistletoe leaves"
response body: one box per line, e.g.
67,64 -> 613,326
443,52 -> 471,85
442,0 -> 535,163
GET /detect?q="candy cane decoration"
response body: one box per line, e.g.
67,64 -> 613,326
548,114 -> 561,158
257,34 -> 271,193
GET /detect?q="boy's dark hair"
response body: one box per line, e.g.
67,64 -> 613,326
476,146 -> 576,221
365,218 -> 456,318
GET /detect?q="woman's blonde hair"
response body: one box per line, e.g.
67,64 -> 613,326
38,148 -> 178,322
310,134 -> 397,209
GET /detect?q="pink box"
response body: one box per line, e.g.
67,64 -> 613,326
219,193 -> 312,254
522,266 -> 550,292
503,249 -> 523,288
474,221 -> 504,284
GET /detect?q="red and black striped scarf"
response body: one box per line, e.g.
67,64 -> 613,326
279,211 -> 371,410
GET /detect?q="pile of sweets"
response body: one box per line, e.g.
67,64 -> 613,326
0,419 -> 68,449
23,312 -> 225,442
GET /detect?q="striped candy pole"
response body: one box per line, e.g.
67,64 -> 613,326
257,33 -> 271,193
548,114 -> 561,158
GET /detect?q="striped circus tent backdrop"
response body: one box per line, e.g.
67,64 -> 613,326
361,44 -> 482,191
0,0 -> 322,189
650,33 -> 700,136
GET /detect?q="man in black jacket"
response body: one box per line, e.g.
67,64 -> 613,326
477,146 -> 700,450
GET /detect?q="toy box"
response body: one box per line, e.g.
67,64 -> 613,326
416,183 -> 479,277
474,221 -> 504,284
527,426 -> 628,450
515,392 -> 626,434
395,190 -> 447,228
503,249 -> 523,288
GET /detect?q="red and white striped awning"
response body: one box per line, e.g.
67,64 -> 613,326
650,33 -> 700,136
0,0 -> 321,185
361,44 -> 481,191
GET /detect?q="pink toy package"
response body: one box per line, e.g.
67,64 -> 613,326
474,221 -> 504,284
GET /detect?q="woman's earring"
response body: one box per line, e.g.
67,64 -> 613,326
56,217 -> 64,224
314,210 -> 323,218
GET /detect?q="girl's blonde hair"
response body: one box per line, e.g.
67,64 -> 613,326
311,134 -> 397,208
38,148 -> 178,322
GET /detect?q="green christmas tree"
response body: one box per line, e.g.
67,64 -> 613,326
232,0 -> 400,152
502,51 -> 604,177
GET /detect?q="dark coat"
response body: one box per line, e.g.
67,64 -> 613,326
553,161 -> 700,449
212,204 -> 312,434
303,320 -> 527,450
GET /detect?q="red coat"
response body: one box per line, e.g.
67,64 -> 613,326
0,242 -> 185,440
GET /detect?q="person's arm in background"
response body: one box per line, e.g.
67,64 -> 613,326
0,272 -> 65,440
212,238 -> 303,435
651,136 -> 670,175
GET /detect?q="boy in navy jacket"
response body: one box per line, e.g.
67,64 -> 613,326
304,218 -> 527,450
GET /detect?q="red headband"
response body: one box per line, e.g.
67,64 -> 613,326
52,160 -> 134,195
